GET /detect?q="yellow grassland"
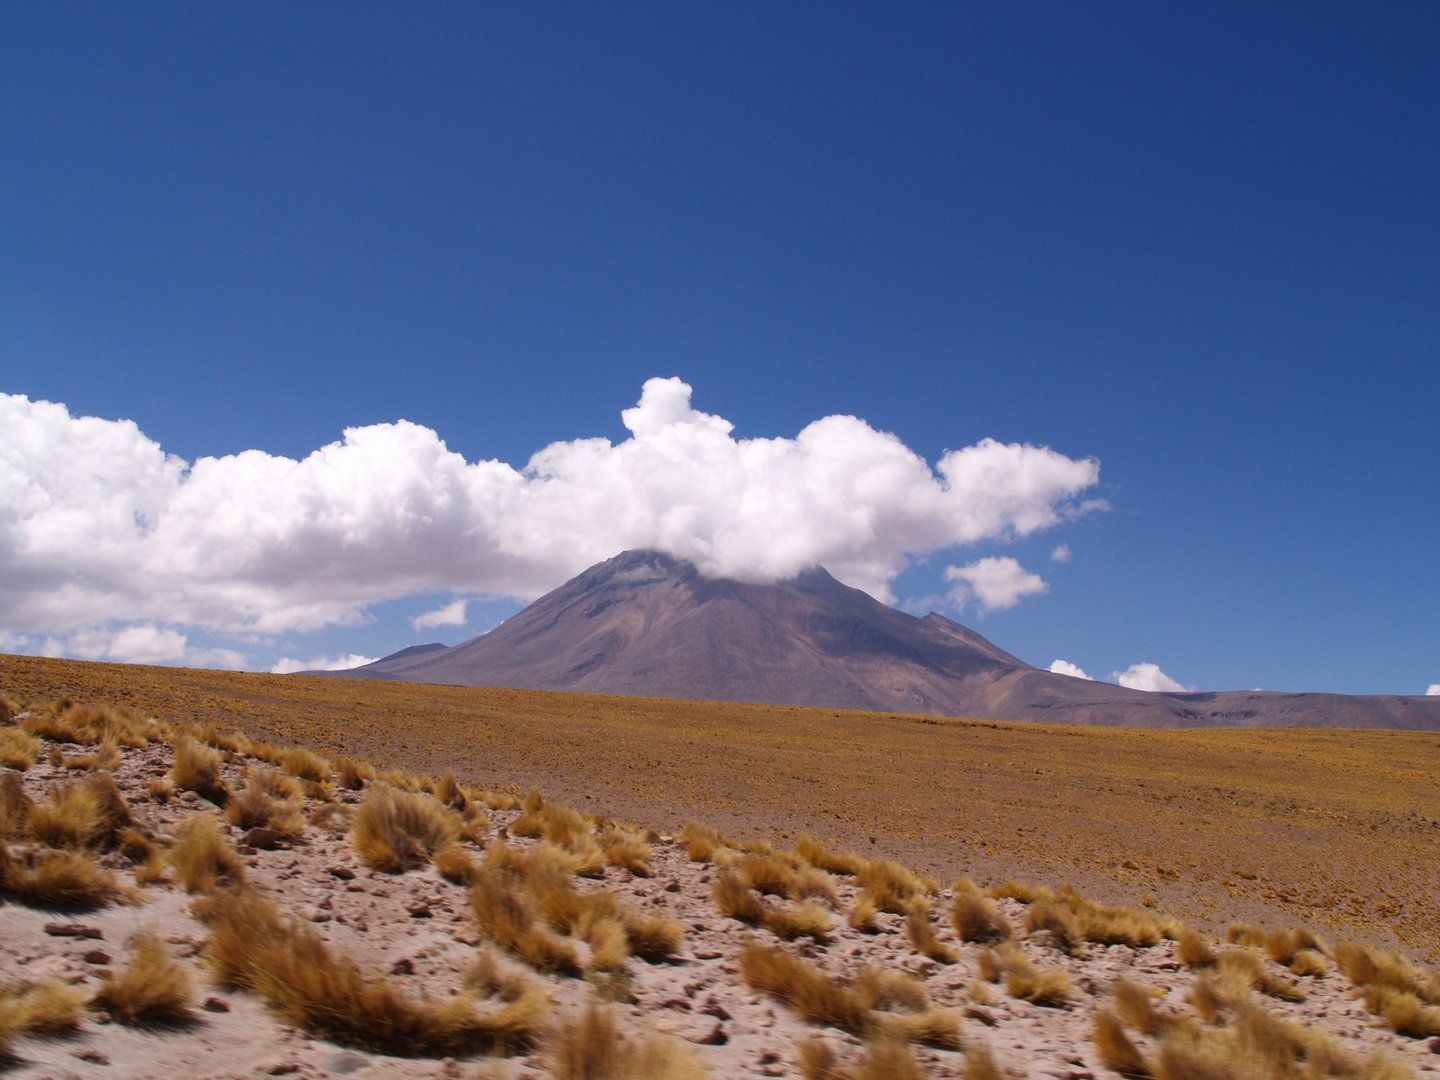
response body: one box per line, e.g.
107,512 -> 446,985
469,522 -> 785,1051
3,653 -> 1438,961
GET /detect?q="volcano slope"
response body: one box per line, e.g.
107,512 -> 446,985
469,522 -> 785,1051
330,550 -> 1440,731
1,692 -> 1440,1080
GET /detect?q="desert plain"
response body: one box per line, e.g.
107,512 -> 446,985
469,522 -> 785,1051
1,652 -> 1438,1079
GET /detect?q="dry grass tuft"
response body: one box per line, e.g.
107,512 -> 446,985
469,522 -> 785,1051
0,770 -> 35,838
1225,922 -> 1269,947
1363,986 -> 1440,1039
1262,926 -> 1325,966
794,834 -> 865,876
168,814 -> 246,893
987,878 -> 1039,903
334,756 -> 372,790
714,869 -> 831,940
1290,950 -> 1329,978
0,728 -> 41,770
740,939 -> 872,1035
1024,896 -> 1084,955
680,821 -> 729,863
1216,949 -> 1306,1002
0,979 -> 86,1053
952,883 -> 1013,944
225,771 -> 305,839
351,783 -> 461,872
0,846 -> 125,906
1005,964 -> 1073,1007
434,841 -> 482,886
1177,928 -> 1217,967
280,746 -> 332,783
27,772 -> 132,851
200,885 -> 547,1053
146,777 -> 176,803
1335,941 -> 1440,1004
961,1043 -> 1005,1080
854,858 -> 935,916
847,896 -> 879,933
92,932 -> 193,1025
171,736 -> 229,804
547,1002 -> 713,1080
904,906 -> 957,963
1091,1009 -> 1149,1078
854,966 -> 929,1014
600,828 -> 653,877
21,700 -> 161,748
468,844 -> 583,975
511,801 -> 606,875
882,1009 -> 965,1050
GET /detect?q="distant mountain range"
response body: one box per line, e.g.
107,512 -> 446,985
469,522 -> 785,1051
319,550 -> 1440,729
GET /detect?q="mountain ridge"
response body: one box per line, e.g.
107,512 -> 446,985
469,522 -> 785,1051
322,550 -> 1440,730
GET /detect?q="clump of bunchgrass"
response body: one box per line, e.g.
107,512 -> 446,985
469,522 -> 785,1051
903,905 -> 957,963
199,885 -> 547,1053
92,932 -> 193,1025
168,814 -> 245,893
0,770 -> 35,838
0,980 -> 86,1054
547,1002 -> 713,1080
225,770 -> 305,839
27,772 -> 132,851
0,728 -> 41,770
0,846 -> 126,907
280,746 -> 332,783
951,882 -> 1013,944
171,736 -> 229,805
351,783 -> 461,872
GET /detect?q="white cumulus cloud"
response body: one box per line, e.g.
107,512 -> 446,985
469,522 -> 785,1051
1048,659 -> 1092,680
943,556 -> 1049,613
1112,662 -> 1193,693
0,377 -> 1103,645
1428,684 -> 1440,696
411,598 -> 468,632
270,653 -> 378,675
1050,544 -> 1071,563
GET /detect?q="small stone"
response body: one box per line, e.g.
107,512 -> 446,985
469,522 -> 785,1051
82,950 -> 111,965
259,1061 -> 300,1075
664,880 -> 681,892
661,998 -> 692,1011
237,845 -> 258,856
325,1052 -> 371,1075
700,1002 -> 731,1021
328,866 -> 356,880
390,957 -> 415,975
203,996 -> 231,1012
686,1019 -> 727,1046
964,1005 -> 997,1027
243,827 -> 281,850
405,902 -> 432,918
452,928 -> 481,946
44,922 -> 103,939
71,1049 -> 110,1065
693,948 -> 723,960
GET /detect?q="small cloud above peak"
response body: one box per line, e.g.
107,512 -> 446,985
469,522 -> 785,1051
271,654 -> 377,675
1428,684 -> 1440,696
1049,659 -> 1092,680
1112,662 -> 1193,693
412,599 -> 468,632
943,557 -> 1048,613
1050,544 -> 1071,563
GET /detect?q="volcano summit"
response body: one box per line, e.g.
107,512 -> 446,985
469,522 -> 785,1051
328,551 -> 1440,729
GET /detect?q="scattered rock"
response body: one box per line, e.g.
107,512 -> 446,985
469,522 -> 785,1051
390,957 -> 415,975
44,922 -> 102,939
258,1061 -> 301,1075
243,826 -> 282,849
82,949 -> 111,965
328,866 -> 356,880
325,1052 -> 371,1074
405,902 -> 432,918
203,996 -> 231,1013
71,1049 -> 110,1065
965,1005 -> 998,1027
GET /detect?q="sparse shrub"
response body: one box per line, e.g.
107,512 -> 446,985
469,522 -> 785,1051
1091,1009 -> 1149,1077
168,814 -> 245,893
1216,948 -> 1305,1002
147,777 -> 176,803
1005,964 -> 1073,1007
680,821 -> 728,863
847,897 -> 879,933
854,859 -> 935,916
904,907 -> 957,963
200,885 -> 547,1053
547,1001 -> 713,1080
92,932 -> 193,1025
1364,986 -> 1440,1038
172,736 -> 229,804
280,746 -> 331,783
334,756 -> 371,790
0,728 -> 40,770
225,771 -> 305,839
952,886 -> 1012,944
601,828 -> 653,877
351,783 -> 461,872
1290,950 -> 1328,978
1177,927 -> 1216,967
434,841 -> 481,886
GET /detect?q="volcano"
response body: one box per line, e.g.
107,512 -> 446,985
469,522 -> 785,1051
326,550 -> 1440,729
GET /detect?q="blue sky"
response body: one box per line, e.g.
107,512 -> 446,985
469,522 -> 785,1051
1,3 -> 1436,695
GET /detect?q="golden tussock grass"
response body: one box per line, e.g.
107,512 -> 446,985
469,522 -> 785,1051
27,772 -> 132,851
1005,964 -> 1073,1007
740,939 -> 872,1035
465,948 -> 535,1003
0,980 -> 86,1054
146,777 -> 175,803
171,736 -> 229,805
434,841 -> 482,886
0,727 -> 41,770
713,869 -> 832,941
1215,949 -> 1305,1002
433,771 -> 466,809
0,845 -> 125,907
280,746 -> 332,783
951,881 -> 1013,944
853,967 -> 929,1014
600,828 -> 653,877
846,897 -> 879,933
1362,986 -> 1440,1039
793,834 -> 865,877
0,770 -> 34,838
1176,928 -> 1217,967
741,853 -> 837,907
796,1036 -> 927,1080
1291,950 -> 1329,977
988,879 -> 1040,903
1024,896 -> 1084,955
680,821 -> 729,863
546,1002 -> 713,1080
961,1044 -> 1005,1080
511,801 -> 605,876
168,813 -> 245,893
92,932 -> 193,1025
853,858 -> 936,916
334,756 -> 372,790
467,844 -> 582,975
1111,979 -> 1192,1040
200,885 -> 548,1054
1262,926 -> 1326,966
351,783 -> 461,872
904,906 -> 957,963
225,772 -> 305,839
1335,942 -> 1440,1004
20,700 -> 161,749
1091,1009 -> 1149,1078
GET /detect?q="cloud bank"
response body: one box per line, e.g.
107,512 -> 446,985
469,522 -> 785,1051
0,377 -> 1102,653
1112,662 -> 1192,693
944,556 -> 1049,613
411,599 -> 468,632
270,654 -> 378,675
1428,684 -> 1440,696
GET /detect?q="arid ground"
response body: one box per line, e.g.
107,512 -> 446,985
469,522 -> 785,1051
4,654 -> 1437,965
